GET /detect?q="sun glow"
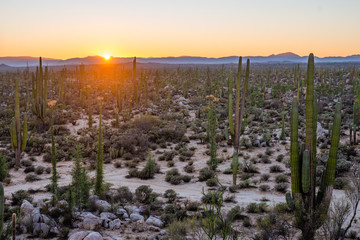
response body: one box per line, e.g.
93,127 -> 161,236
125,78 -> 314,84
102,54 -> 111,60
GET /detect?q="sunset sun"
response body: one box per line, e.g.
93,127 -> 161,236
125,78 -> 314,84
102,54 -> 111,60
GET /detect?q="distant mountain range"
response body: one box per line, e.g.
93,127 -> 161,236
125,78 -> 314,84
1,52 -> 360,67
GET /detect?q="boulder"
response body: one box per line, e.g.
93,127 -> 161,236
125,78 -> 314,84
108,218 -> 121,230
82,214 -> 102,230
20,200 -> 34,215
130,213 -> 144,223
95,200 -> 111,212
68,231 -> 103,240
100,212 -> 117,220
146,216 -> 164,228
116,208 -> 129,218
33,222 -> 50,236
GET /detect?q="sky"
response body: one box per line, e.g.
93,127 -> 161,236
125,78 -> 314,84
0,0 -> 359,59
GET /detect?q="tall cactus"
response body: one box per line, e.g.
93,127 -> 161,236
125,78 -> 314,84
287,53 -> 342,239
10,78 -> 27,167
132,57 -> 137,106
94,99 -> 104,196
32,57 -> 47,120
0,183 -> 3,237
231,58 -> 249,185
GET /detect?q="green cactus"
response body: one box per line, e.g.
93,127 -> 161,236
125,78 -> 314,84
228,73 -> 234,137
10,78 -> 27,167
94,101 -> 104,196
32,57 -> 47,120
11,213 -> 15,240
0,183 -> 3,237
288,53 -> 342,240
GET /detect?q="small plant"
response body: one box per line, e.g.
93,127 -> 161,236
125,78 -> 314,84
275,183 -> 288,193
270,165 -> 283,173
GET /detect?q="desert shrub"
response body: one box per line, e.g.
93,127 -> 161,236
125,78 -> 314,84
114,161 -> 122,168
25,173 -> 40,182
270,165 -> 283,173
123,152 -> 132,160
206,178 -> 218,187
21,159 -> 33,167
34,166 -> 45,175
198,167 -> 215,181
276,154 -> 284,162
334,177 -> 349,190
132,115 -> 160,132
186,201 -> 200,211
261,174 -> 270,181
166,168 -> 181,181
274,183 -> 288,193
170,175 -> 183,185
0,155 -> 8,181
11,190 -> 33,206
255,212 -> 295,240
223,168 -> 232,174
265,148 -> 273,156
167,161 -> 175,167
138,155 -> 158,180
24,166 -> 35,173
184,165 -> 194,173
275,174 -> 288,183
242,159 -> 259,173
135,185 -> 155,204
182,175 -> 192,183
260,155 -> 271,164
259,184 -> 270,192
247,203 -> 259,213
113,186 -> 133,203
164,189 -> 177,202
238,180 -> 251,189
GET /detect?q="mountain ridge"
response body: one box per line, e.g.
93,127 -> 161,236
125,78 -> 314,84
1,52 -> 360,67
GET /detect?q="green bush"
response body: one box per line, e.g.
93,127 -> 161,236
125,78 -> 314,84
11,190 -> 33,206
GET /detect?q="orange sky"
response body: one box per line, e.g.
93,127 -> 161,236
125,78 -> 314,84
1,0 -> 359,59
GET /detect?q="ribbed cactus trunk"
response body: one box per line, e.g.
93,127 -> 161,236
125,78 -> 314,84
14,78 -> 21,167
232,57 -> 242,185
288,53 -> 342,240
0,183 -> 3,237
94,102 -> 104,196
132,57 -> 137,106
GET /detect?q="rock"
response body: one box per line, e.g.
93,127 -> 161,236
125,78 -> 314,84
146,216 -> 164,227
116,208 -> 129,218
100,212 -> 117,220
124,205 -> 140,215
160,230 -> 166,235
33,222 -> 50,236
317,122 -> 328,138
108,218 -> 121,230
21,200 -> 34,215
149,225 -> 160,232
95,200 -> 111,212
260,142 -> 267,147
253,140 -> 261,147
130,213 -> 144,223
68,231 -> 103,240
82,214 -> 102,230
109,235 -> 123,240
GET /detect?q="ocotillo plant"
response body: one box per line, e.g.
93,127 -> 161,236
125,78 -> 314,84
286,53 -> 342,240
94,97 -> 104,197
10,78 -> 27,167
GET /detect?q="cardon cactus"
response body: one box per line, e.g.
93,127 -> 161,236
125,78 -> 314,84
231,57 -> 250,185
0,183 -> 3,237
10,78 -> 27,167
287,53 -> 342,240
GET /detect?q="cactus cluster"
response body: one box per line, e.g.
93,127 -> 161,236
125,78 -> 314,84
10,78 -> 27,167
31,57 -> 48,120
286,53 -> 342,239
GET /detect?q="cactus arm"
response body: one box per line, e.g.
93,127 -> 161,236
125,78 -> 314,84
228,74 -> 234,137
302,150 -> 310,193
21,115 -> 27,151
0,183 -> 4,237
290,96 -> 300,194
323,102 -> 342,188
